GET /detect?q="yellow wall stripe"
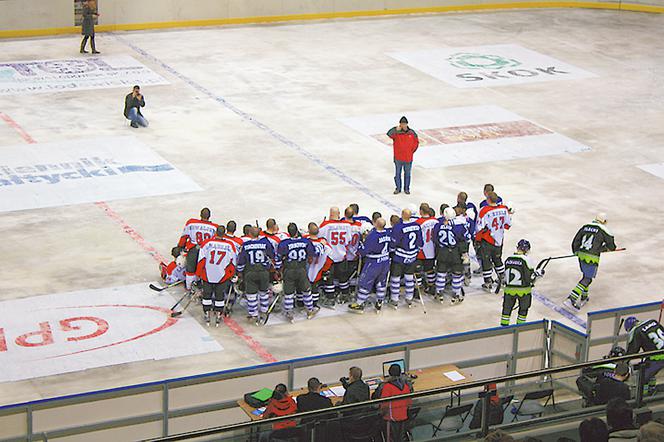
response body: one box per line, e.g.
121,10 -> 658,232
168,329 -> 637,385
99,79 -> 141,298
1,2 -> 662,39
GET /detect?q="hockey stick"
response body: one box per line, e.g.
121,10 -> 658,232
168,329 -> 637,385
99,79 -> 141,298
149,280 -> 184,292
170,291 -> 194,318
414,272 -> 427,314
658,300 -> 664,324
536,248 -> 627,273
261,293 -> 282,326
171,292 -> 197,318
222,283 -> 237,317
612,318 -> 626,347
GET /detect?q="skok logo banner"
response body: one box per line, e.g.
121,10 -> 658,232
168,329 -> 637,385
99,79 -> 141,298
388,44 -> 596,88
0,55 -> 169,95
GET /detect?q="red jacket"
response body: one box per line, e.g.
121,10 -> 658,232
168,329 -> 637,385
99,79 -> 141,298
264,395 -> 297,430
374,379 -> 413,422
388,127 -> 419,162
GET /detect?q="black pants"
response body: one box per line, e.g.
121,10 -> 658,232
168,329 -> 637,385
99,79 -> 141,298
383,420 -> 407,442
80,35 -> 97,52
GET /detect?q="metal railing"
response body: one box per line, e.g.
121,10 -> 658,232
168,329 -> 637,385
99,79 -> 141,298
144,349 -> 664,441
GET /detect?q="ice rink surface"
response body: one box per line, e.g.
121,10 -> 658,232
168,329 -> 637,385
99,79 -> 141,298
1,8 -> 664,405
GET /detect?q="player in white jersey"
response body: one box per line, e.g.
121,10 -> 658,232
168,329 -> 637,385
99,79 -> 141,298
415,203 -> 438,295
319,207 -> 359,306
305,222 -> 334,308
196,226 -> 238,326
177,208 -> 219,294
476,192 -> 512,292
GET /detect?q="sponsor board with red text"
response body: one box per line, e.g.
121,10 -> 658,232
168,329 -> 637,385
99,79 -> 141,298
0,284 -> 222,382
339,106 -> 591,168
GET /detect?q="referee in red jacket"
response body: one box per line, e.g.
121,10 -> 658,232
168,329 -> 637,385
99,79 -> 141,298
387,116 -> 419,195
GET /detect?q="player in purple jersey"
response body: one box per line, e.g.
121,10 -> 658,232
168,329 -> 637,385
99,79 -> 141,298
237,227 -> 275,324
389,209 -> 424,309
433,207 -> 469,304
277,223 -> 317,322
349,218 -> 391,314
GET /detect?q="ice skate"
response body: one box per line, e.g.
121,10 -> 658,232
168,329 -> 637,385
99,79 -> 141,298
348,303 -> 365,314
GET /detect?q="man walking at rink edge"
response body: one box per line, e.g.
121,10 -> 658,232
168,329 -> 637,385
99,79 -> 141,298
387,116 -> 419,195
564,213 -> 617,311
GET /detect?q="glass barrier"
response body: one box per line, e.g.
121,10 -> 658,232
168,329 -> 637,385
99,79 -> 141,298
144,349 -> 664,442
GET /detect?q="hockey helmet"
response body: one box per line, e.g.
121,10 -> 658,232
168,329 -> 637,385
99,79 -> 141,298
595,212 -> 608,224
608,346 -> 626,358
624,316 -> 639,332
517,239 -> 531,253
443,207 -> 456,220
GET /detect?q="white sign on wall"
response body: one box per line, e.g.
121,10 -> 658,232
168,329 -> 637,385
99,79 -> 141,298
0,284 -> 223,382
0,136 -> 202,212
339,106 -> 591,168
0,55 -> 169,95
388,44 -> 596,88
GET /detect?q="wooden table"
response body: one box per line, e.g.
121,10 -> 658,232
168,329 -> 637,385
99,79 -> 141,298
237,363 -> 470,421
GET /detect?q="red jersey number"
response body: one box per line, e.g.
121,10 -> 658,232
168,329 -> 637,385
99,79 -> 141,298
491,216 -> 505,231
330,231 -> 347,246
209,250 -> 226,265
196,232 -> 212,244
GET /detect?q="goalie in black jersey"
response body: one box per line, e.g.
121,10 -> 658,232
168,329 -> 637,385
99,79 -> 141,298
500,239 -> 542,326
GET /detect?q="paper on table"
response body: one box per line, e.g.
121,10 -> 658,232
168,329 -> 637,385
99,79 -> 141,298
444,370 -> 465,382
328,386 -> 347,397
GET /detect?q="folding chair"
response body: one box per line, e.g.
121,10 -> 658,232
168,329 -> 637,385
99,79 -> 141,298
500,395 -> 515,416
431,403 -> 473,437
510,389 -> 555,422
342,412 -> 381,442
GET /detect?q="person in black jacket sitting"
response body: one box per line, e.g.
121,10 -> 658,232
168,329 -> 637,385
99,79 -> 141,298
339,367 -> 370,405
594,362 -> 631,405
297,378 -> 334,441
124,85 -> 149,128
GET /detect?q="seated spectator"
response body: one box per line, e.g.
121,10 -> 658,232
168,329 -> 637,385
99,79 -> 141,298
594,362 -> 631,405
262,384 -> 298,441
339,366 -> 369,405
606,397 -> 637,441
297,377 -> 333,417
297,378 -> 334,442
484,429 -> 515,441
372,363 -> 413,442
469,383 -> 504,429
638,421 -> 664,441
124,85 -> 149,128
579,417 -> 609,442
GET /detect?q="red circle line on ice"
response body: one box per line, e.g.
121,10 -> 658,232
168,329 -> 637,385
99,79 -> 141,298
44,304 -> 179,359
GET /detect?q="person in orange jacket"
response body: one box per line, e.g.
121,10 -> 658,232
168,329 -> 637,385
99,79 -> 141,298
387,116 -> 419,195
262,384 -> 299,441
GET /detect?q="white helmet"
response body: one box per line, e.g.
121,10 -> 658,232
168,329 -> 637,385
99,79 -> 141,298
444,207 -> 456,220
595,212 -> 607,224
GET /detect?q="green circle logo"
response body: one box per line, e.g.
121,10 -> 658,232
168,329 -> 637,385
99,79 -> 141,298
447,53 -> 521,70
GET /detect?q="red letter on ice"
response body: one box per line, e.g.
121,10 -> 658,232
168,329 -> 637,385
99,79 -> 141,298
59,317 -> 109,341
15,322 -> 54,347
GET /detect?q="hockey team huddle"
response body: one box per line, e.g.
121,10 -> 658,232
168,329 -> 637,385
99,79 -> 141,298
160,183 -> 618,327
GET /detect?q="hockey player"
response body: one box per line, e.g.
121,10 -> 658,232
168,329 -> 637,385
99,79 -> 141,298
223,220 -> 244,250
389,208 -> 423,309
349,217 -> 391,314
433,207 -> 467,304
319,207 -> 359,305
306,222 -> 333,307
177,208 -> 219,295
476,192 -> 511,292
160,247 -> 186,285
236,227 -> 275,324
479,184 -> 503,209
564,213 -> 617,310
277,223 -> 317,322
261,218 -> 288,252
372,211 -> 382,223
240,224 -> 253,243
196,226 -> 238,326
415,203 -> 438,295
500,240 -> 541,326
349,203 -> 373,226
457,192 -> 479,284
625,316 -> 664,395
306,223 -> 332,305
343,207 -> 363,290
